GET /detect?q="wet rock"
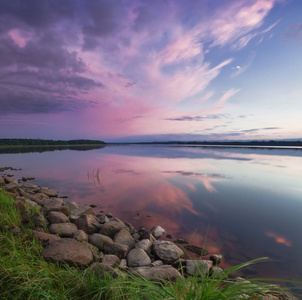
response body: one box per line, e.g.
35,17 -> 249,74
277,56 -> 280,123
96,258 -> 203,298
150,225 -> 166,239
74,214 -> 100,234
99,219 -> 127,238
98,215 -> 109,224
184,245 -> 209,256
103,242 -> 129,259
89,204 -> 97,208
152,241 -> 184,264
32,212 -> 49,227
49,222 -> 78,237
127,248 -> 151,267
73,230 -> 88,242
70,205 -> 95,217
42,238 -> 93,267
173,239 -> 189,245
42,198 -> 64,214
210,266 -> 225,278
48,211 -> 69,224
210,254 -> 223,266
113,228 -> 136,249
186,260 -> 213,277
33,230 -> 61,245
135,239 -> 152,255
7,173 -> 14,177
139,227 -> 150,240
25,199 -> 38,209
166,234 -> 174,239
125,222 -> 136,235
40,187 -> 58,197
151,260 -> 163,267
28,193 -> 50,206
88,262 -> 119,278
89,233 -> 113,250
64,201 -> 79,211
102,254 -> 120,267
106,212 -> 113,218
129,265 -> 183,281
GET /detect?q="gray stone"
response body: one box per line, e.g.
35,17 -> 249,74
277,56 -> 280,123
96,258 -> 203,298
113,228 -> 136,249
89,233 -> 113,250
210,254 -> 223,266
5,177 -> 18,185
82,242 -> 102,262
33,230 -> 61,244
48,211 -> 69,224
4,183 -> 19,192
88,262 -> 119,278
129,265 -> 183,281
32,212 -> 49,227
99,219 -> 127,238
70,205 -> 95,217
103,242 -> 129,259
210,266 -> 225,278
98,215 -> 109,224
64,201 -> 79,211
127,248 -> 151,267
102,254 -> 120,267
42,238 -> 93,267
125,222 -> 136,234
73,230 -> 88,242
28,193 -> 50,206
40,187 -> 58,197
132,233 -> 140,242
25,199 -> 38,209
22,183 -> 39,189
49,222 -> 78,237
151,260 -> 163,267
43,198 -> 64,213
74,214 -> 100,234
119,259 -> 128,269
152,241 -> 184,264
186,260 -> 213,277
135,239 -> 152,255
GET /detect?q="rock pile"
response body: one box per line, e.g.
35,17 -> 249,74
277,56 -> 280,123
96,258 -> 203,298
0,173 -> 222,281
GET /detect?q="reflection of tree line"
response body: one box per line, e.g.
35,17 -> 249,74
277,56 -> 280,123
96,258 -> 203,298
0,145 -> 105,154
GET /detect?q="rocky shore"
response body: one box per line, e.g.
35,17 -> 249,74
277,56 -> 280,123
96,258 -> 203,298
0,168 -> 297,300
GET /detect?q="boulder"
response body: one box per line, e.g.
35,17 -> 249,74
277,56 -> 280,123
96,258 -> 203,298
74,214 -> 100,234
103,242 -> 129,259
40,187 -> 58,197
28,193 -> 50,206
127,248 -> 151,267
42,238 -> 93,267
64,201 -> 79,211
22,183 -> 39,190
70,205 -> 95,217
129,265 -> 183,281
42,198 -> 64,214
33,231 -> 61,245
89,233 -> 113,250
47,211 -> 69,224
186,260 -> 213,277
49,223 -> 78,237
99,219 -> 126,238
88,262 -> 119,279
152,241 -> 184,264
31,212 -> 49,227
184,245 -> 209,256
210,254 -> 223,266
102,254 -> 120,267
135,239 -> 152,255
5,177 -> 18,185
113,228 -> 136,249
4,183 -> 19,192
73,230 -> 88,242
150,225 -> 166,239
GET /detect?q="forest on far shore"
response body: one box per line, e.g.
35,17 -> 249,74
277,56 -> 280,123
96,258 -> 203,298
0,139 -> 106,146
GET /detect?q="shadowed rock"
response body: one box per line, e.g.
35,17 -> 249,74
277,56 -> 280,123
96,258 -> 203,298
74,214 -> 100,234
42,238 -> 93,267
73,230 -> 88,242
103,242 -> 129,259
33,231 -> 61,245
88,262 -> 119,278
184,245 -> 209,256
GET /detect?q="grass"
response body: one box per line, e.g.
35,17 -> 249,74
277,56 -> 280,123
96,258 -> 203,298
0,189 -> 299,299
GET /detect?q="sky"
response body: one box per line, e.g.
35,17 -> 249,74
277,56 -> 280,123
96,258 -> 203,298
0,0 -> 301,142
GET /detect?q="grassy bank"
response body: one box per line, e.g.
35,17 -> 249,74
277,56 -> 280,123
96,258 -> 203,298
0,190 -> 298,299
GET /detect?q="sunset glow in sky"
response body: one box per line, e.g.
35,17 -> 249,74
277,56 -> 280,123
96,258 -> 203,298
0,0 -> 301,142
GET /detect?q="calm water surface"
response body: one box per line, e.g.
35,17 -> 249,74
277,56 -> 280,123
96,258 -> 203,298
1,145 -> 302,282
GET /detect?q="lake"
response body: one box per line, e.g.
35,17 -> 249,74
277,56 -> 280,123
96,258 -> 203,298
1,144 -> 302,284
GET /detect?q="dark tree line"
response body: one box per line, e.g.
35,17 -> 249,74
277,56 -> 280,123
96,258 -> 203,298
0,139 -> 106,146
